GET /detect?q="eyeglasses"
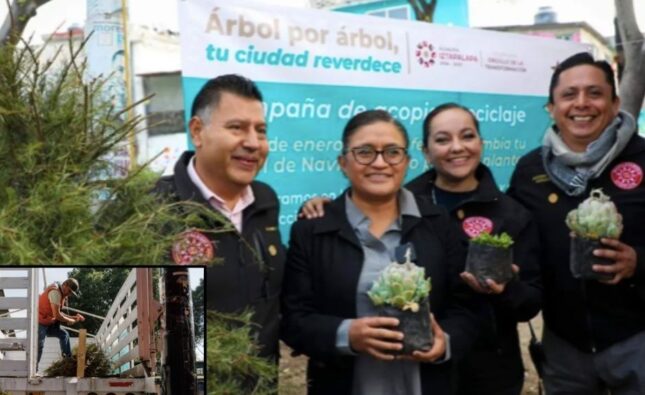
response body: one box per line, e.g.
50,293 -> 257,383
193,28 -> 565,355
345,146 -> 408,165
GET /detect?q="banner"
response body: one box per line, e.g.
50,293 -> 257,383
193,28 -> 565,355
179,0 -> 587,237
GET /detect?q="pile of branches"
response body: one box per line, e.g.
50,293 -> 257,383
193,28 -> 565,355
44,343 -> 112,377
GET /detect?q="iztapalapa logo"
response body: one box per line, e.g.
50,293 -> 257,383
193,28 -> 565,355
611,162 -> 643,190
416,41 -> 436,68
172,230 -> 214,265
462,216 -> 494,238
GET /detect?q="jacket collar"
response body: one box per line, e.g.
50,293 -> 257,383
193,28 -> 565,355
172,151 -> 277,221
617,133 -> 645,158
173,151 -> 209,205
313,188 -> 443,246
423,164 -> 501,206
471,164 -> 503,201
312,191 -> 359,247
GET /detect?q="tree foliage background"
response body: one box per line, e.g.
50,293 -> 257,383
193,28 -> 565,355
0,33 -> 230,264
192,277 -> 204,342
208,311 -> 277,395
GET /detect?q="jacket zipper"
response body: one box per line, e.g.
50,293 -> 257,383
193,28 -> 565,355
580,280 -> 597,353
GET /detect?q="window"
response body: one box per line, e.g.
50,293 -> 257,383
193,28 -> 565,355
367,6 -> 411,20
388,7 -> 409,20
142,73 -> 186,136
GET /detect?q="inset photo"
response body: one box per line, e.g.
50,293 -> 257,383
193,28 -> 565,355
0,267 -> 204,395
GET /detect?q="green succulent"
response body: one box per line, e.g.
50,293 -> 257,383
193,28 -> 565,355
566,188 -> 623,239
367,252 -> 431,312
470,232 -> 514,249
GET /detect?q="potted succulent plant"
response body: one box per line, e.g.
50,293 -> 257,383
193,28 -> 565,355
565,188 -> 623,280
465,232 -> 514,287
367,248 -> 433,355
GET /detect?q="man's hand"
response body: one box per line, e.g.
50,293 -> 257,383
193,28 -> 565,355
593,238 -> 637,284
298,197 -> 331,219
460,264 -> 519,294
348,317 -> 403,361
75,314 -> 85,323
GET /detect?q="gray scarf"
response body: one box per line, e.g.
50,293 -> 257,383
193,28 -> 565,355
542,110 -> 636,196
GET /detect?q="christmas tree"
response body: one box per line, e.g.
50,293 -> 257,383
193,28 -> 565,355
0,38 -> 229,264
208,311 -> 277,394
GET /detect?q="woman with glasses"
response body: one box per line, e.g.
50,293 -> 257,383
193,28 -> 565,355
281,109 -> 480,395
300,103 -> 542,395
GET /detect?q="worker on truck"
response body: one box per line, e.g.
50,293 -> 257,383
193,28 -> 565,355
37,278 -> 85,371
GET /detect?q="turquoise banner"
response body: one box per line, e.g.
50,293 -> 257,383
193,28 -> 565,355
182,77 -> 551,237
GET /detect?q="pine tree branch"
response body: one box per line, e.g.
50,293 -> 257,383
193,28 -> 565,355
0,39 -> 233,264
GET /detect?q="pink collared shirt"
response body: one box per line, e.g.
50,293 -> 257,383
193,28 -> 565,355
187,157 -> 255,233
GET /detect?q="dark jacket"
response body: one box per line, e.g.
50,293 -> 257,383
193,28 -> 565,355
153,151 -> 285,360
281,190 -> 481,395
507,134 -> 645,353
407,164 -> 542,394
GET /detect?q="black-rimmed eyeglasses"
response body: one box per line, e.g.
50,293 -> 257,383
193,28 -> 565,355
344,146 -> 408,165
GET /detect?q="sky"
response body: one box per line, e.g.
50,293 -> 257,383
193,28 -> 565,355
6,0 -> 644,42
470,0 -> 645,36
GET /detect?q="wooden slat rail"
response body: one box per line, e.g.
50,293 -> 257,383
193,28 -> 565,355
0,338 -> 27,350
0,269 -> 32,377
0,277 -> 29,289
0,318 -> 28,331
0,297 -> 28,310
77,329 -> 87,378
0,360 -> 28,376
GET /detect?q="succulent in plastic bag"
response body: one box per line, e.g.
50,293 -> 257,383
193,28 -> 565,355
466,232 -> 514,286
367,248 -> 431,312
565,188 -> 623,239
470,232 -> 514,249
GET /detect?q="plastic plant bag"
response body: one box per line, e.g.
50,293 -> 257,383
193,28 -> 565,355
367,245 -> 433,355
380,298 -> 432,355
566,189 -> 622,281
569,236 -> 615,281
465,232 -> 514,287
